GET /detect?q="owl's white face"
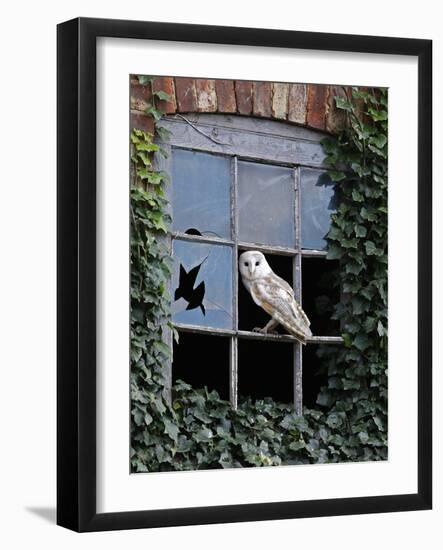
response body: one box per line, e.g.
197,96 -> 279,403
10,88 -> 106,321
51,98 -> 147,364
239,251 -> 272,281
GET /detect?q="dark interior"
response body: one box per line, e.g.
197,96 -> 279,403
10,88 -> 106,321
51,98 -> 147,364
301,257 -> 340,336
172,332 -> 230,400
238,338 -> 293,403
302,344 -> 331,407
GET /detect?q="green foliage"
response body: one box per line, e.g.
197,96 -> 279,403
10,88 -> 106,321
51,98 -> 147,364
318,87 -> 388,459
130,86 -> 388,473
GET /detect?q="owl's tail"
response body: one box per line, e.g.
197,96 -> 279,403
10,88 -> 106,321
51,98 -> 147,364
274,312 -> 312,345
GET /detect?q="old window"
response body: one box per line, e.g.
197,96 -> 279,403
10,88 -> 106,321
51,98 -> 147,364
157,114 -> 342,413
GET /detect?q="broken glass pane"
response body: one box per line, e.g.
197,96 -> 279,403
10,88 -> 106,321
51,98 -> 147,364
300,168 -> 336,250
172,239 -> 233,329
171,149 -> 231,239
237,161 -> 295,248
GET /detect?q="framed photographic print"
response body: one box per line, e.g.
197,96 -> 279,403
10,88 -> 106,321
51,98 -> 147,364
57,17 -> 432,532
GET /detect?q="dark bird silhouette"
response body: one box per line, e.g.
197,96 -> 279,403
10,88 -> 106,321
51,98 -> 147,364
185,228 -> 202,236
174,259 -> 207,315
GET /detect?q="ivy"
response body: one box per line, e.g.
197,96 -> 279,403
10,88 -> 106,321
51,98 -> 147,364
318,87 -> 388,459
130,82 -> 388,472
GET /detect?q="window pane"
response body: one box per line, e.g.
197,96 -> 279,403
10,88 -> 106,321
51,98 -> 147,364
300,168 -> 336,250
172,333 -> 230,400
302,257 -> 340,336
238,161 -> 295,247
172,239 -> 233,329
238,339 -> 293,403
172,149 -> 231,239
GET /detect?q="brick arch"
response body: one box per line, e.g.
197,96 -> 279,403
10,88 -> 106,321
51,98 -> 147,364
130,76 -> 348,135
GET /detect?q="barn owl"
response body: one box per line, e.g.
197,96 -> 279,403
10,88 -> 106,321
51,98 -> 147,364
239,251 -> 312,344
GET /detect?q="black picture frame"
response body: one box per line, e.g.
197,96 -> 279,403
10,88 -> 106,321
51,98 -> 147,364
57,17 -> 432,532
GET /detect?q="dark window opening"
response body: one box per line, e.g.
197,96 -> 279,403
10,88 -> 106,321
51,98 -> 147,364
172,332 -> 230,400
238,339 -> 293,403
302,344 -> 333,408
301,257 -> 340,336
238,251 -> 293,333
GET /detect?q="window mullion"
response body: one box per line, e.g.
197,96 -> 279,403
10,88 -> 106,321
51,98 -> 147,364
230,156 -> 239,410
294,166 -> 303,415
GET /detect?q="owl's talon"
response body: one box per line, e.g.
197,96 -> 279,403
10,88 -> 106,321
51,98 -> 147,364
253,326 -> 278,335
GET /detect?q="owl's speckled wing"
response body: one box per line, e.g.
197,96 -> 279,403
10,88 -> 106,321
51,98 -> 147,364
251,274 -> 312,344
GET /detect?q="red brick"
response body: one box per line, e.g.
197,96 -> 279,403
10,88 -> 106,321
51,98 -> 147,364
325,85 -> 348,134
288,84 -> 307,125
271,83 -> 289,120
215,80 -> 236,113
130,111 -> 155,135
306,84 -> 328,130
152,77 -> 177,114
235,81 -> 253,115
174,78 -> 197,112
253,82 -> 272,118
130,81 -> 152,112
196,79 -> 217,112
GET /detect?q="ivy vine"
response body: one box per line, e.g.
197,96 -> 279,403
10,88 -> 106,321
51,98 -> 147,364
130,80 -> 388,472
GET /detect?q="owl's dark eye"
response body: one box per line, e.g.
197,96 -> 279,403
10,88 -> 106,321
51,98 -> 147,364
244,262 -> 249,267
255,261 -> 260,266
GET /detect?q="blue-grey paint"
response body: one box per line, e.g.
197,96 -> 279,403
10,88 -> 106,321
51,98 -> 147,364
237,160 -> 295,248
171,149 -> 231,240
300,168 -> 336,250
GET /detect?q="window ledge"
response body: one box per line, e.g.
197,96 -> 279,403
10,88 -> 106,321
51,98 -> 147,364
174,323 -> 343,345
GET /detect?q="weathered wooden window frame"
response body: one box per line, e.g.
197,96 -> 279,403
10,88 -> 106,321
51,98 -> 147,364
156,113 -> 343,413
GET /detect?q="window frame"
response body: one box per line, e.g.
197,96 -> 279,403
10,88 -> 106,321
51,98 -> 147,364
156,113 -> 343,413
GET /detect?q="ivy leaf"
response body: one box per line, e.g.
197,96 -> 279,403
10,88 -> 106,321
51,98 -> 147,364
373,415 -> 385,431
370,134 -> 387,149
367,107 -> 388,121
329,170 -> 346,182
353,334 -> 371,352
365,241 -> 383,256
335,96 -> 353,112
135,141 -> 159,153
145,106 -> 164,121
163,418 -> 179,442
354,225 -> 367,238
156,125 -> 172,142
194,428 -> 213,443
360,207 -> 377,221
316,391 -> 333,407
289,440 -> 306,451
151,396 -> 166,415
326,244 -> 344,260
351,189 -> 364,202
377,320 -> 386,337
138,75 -> 153,85
153,90 -> 171,101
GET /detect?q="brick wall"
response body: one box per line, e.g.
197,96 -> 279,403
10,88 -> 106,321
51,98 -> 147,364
130,76 -> 349,135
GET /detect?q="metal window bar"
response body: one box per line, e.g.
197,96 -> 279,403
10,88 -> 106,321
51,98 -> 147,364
293,167 -> 303,415
174,322 -> 342,344
230,156 -> 239,410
